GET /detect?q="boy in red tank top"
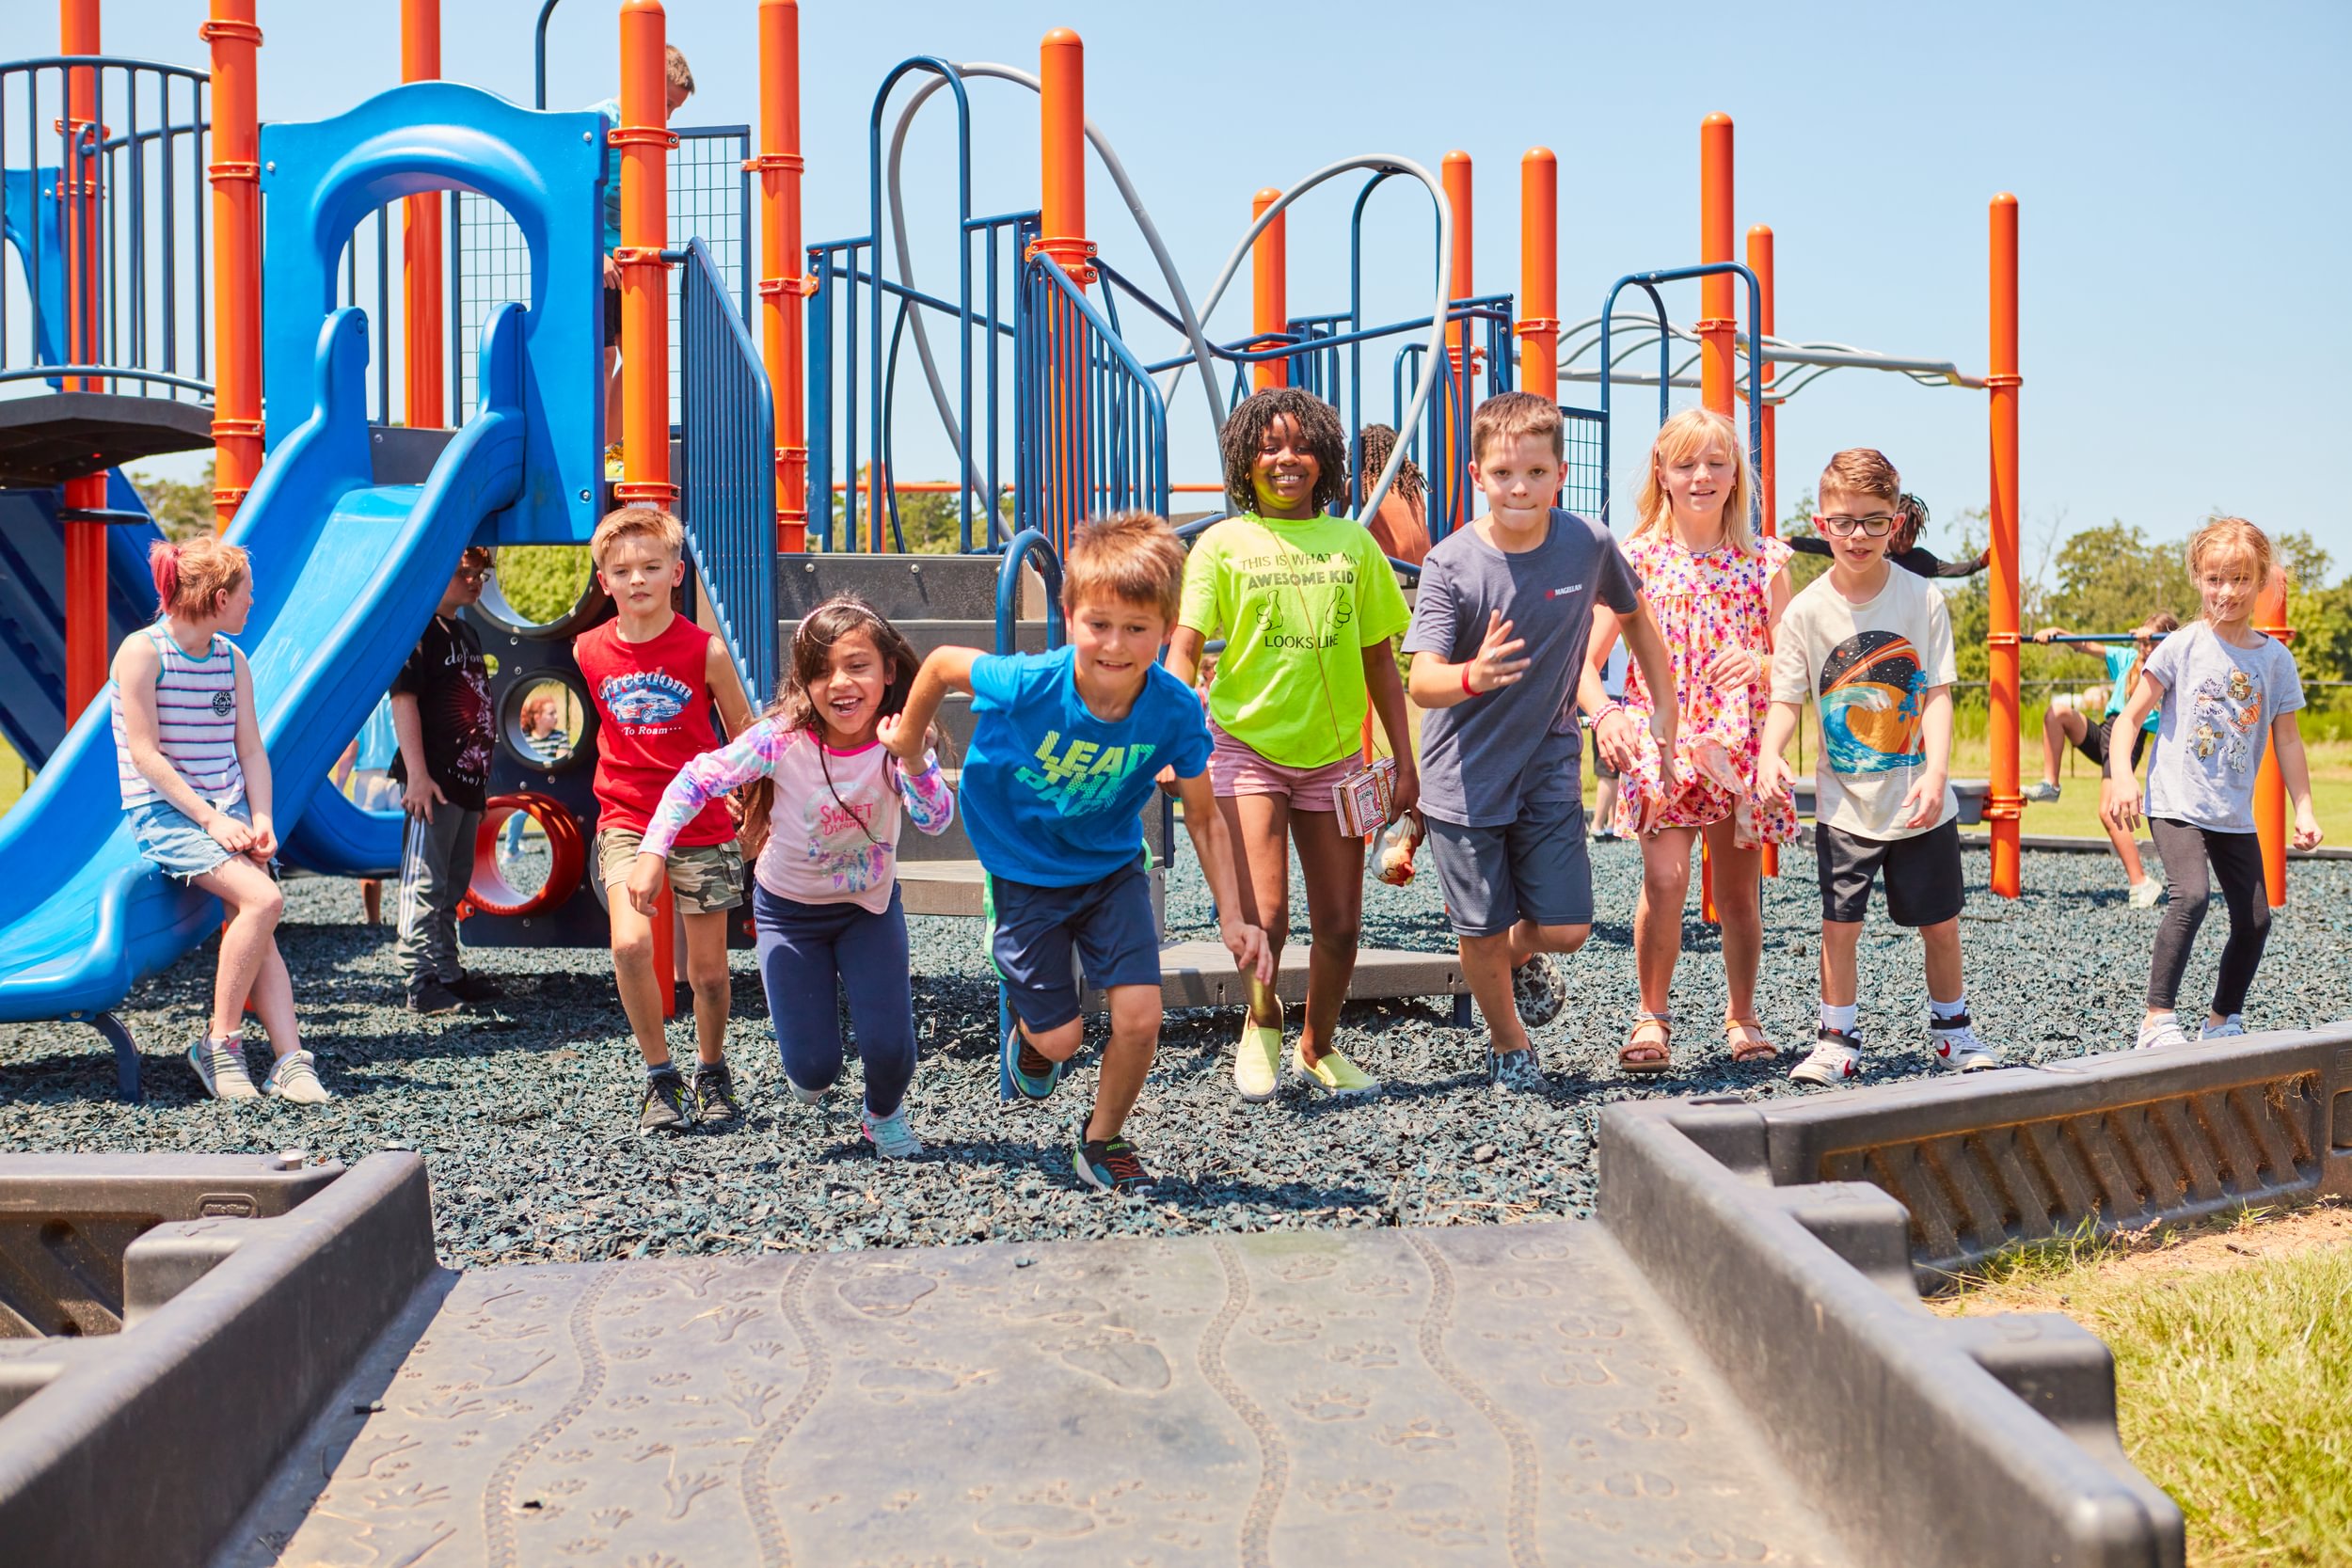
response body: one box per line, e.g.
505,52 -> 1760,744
576,506 -> 755,1132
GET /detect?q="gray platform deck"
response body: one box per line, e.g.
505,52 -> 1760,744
220,1224 -> 1841,1568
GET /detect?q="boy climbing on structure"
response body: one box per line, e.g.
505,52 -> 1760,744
1405,392 -> 1678,1089
576,506 -> 755,1132
390,547 -> 497,1016
886,512 -> 1271,1195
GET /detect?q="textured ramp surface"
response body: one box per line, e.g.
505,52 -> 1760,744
224,1223 -> 1844,1567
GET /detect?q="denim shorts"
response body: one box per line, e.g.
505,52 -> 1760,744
129,797 -> 251,882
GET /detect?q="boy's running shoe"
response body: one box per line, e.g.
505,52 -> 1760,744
1929,1013 -> 2000,1072
1488,1046 -> 1547,1094
2201,1014 -> 2246,1040
1072,1123 -> 1154,1196
1233,1021 -> 1282,1102
1294,1044 -> 1379,1098
1002,1013 -> 1061,1101
2135,1014 -> 2190,1051
2126,879 -> 2163,909
640,1067 -> 692,1132
863,1107 -> 925,1160
262,1049 -> 332,1104
1788,1029 -> 1863,1086
1511,955 -> 1566,1030
187,1036 -> 259,1101
692,1062 -> 741,1128
2021,782 -> 2061,803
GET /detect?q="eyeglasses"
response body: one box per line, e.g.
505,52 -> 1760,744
1813,513 -> 1898,538
453,566 -> 490,582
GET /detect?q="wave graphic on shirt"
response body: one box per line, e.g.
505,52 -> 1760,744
1817,630 -> 1926,775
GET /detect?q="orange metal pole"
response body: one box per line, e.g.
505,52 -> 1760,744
1518,149 -> 1558,406
1696,116 -> 1734,922
1251,188 -> 1287,391
753,0 -> 807,551
619,0 -> 678,1009
201,0 -> 263,531
2252,570 -> 2291,906
1986,194 -> 2024,898
1442,150 -> 1473,532
400,0 -> 445,428
1035,28 -> 1090,556
60,0 -> 106,717
1748,222 -> 1779,883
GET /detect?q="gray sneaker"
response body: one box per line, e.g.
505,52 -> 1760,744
639,1068 -> 692,1132
863,1107 -> 925,1160
262,1049 -> 332,1104
1510,955 -> 1566,1030
187,1036 -> 259,1101
2022,781 -> 2061,803
1488,1047 -> 1547,1094
2200,1014 -> 2246,1040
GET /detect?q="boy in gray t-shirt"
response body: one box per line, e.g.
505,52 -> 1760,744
1404,393 -> 1677,1089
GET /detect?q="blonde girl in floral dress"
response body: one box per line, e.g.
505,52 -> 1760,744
1586,407 -> 1797,1074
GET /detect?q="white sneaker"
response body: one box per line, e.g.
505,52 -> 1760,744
1929,1013 -> 2000,1072
187,1036 -> 259,1101
2127,879 -> 2163,909
1233,1021 -> 1282,1102
2135,1014 -> 2190,1051
786,1078 -> 827,1106
2201,1015 -> 2246,1040
1789,1030 -> 1863,1086
2022,782 -> 2061,803
262,1049 -> 332,1104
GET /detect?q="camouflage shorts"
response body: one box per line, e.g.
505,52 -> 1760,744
596,826 -> 745,914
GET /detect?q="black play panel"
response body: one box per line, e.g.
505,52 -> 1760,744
0,392 -> 215,486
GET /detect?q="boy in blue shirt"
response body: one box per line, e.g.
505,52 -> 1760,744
888,513 -> 1270,1194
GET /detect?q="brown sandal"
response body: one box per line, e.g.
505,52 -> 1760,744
1724,1017 -> 1778,1064
1620,1012 -> 1673,1076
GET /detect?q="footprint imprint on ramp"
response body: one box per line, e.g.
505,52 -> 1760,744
1056,1328 -> 1172,1392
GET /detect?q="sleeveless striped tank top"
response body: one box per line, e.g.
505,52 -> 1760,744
112,624 -> 246,810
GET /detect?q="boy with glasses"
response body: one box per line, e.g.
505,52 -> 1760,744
1757,451 -> 2000,1085
390,548 -> 499,1015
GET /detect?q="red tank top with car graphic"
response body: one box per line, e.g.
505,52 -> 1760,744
573,615 -> 734,845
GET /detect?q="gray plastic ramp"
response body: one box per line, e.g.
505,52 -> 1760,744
219,1225 -> 1846,1568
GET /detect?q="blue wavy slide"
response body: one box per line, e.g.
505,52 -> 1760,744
0,303 -> 527,1028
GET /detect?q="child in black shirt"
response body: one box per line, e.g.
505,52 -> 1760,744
390,548 -> 496,1013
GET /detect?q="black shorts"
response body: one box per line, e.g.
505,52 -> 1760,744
987,860 -> 1161,1033
603,278 -> 623,347
2075,714 -> 2148,772
1590,725 -> 1618,782
1816,817 -> 1964,927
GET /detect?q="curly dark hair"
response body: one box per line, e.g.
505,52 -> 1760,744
1219,387 -> 1350,517
1353,423 -> 1423,505
1893,492 -> 1930,553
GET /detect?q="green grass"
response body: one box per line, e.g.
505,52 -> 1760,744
1940,1213 -> 2352,1566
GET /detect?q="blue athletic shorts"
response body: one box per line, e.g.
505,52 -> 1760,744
988,859 -> 1160,1033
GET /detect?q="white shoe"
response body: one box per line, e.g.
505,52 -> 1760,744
1789,1031 -> 1863,1086
786,1078 -> 827,1106
2135,1014 -> 2190,1051
2200,1015 -> 2246,1040
2127,879 -> 2163,909
1929,1014 -> 2000,1072
1233,1020 -> 1282,1102
262,1049 -> 332,1104
2022,782 -> 2061,803
187,1036 -> 259,1101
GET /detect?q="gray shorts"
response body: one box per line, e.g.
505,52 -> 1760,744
1424,794 -> 1592,939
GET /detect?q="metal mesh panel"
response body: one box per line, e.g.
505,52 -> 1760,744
451,123 -> 747,426
1560,405 -> 1603,518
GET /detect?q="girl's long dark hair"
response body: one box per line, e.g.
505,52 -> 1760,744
1354,423 -> 1423,505
739,594 -> 931,862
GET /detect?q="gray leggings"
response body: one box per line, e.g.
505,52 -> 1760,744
2146,817 -> 2269,1018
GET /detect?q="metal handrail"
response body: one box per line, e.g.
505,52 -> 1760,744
1016,251 -> 1168,559
994,528 -> 1065,656
1597,262 -> 1766,533
676,236 -> 779,707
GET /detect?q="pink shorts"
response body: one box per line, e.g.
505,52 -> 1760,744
1208,723 -> 1359,813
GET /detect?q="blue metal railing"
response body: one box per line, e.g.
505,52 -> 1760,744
993,528 -> 1065,657
1597,262 -> 1766,533
0,56 -> 213,405
1016,253 -> 1169,561
675,237 -> 779,707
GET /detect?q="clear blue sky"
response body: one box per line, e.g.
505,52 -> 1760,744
71,0 -> 2352,577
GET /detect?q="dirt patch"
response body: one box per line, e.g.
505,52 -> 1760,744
1932,1198 -> 2352,1320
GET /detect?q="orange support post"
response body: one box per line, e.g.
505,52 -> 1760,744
1748,222 -> 1779,883
2252,570 -> 2292,907
1034,28 -> 1090,556
1517,149 -> 1558,406
201,0 -> 262,531
60,0 -> 105,717
1250,188 -> 1287,390
753,0 -> 807,551
619,0 -> 679,1010
401,0 -> 445,428
1442,150 -> 1473,532
1986,195 -> 2024,898
1697,115 -> 1735,922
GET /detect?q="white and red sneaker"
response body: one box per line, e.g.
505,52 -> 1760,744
1930,1012 -> 2001,1073
1789,1028 -> 1863,1087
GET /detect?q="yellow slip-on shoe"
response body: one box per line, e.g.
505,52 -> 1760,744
1233,1022 -> 1283,1101
1295,1044 -> 1379,1099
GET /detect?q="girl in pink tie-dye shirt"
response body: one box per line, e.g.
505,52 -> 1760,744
636,596 -> 953,1158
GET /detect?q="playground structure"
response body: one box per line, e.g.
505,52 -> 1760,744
0,0 -> 2310,1080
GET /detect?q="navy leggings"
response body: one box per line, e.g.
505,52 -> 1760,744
753,881 -> 914,1118
2146,817 -> 2270,1017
